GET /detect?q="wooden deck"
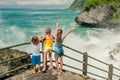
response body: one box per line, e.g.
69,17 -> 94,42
5,69 -> 95,80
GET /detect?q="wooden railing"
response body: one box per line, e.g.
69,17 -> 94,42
0,42 -> 120,80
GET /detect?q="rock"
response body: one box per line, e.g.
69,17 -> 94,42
76,6 -> 112,24
0,49 -> 30,77
6,69 -> 95,80
75,6 -> 120,28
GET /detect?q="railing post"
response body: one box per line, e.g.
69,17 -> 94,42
108,64 -> 113,80
83,52 -> 88,76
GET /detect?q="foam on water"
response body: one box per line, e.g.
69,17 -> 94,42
0,26 -> 26,46
63,27 -> 120,79
28,11 -> 61,15
0,40 -> 6,48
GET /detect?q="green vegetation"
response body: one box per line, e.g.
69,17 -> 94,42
82,0 -> 120,22
70,0 -> 120,22
112,8 -> 120,22
83,0 -> 120,11
70,0 -> 88,10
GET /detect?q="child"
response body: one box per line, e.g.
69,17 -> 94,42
41,28 -> 54,72
54,22 -> 75,75
31,36 -> 41,73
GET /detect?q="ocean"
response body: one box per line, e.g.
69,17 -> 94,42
0,8 -> 120,79
0,8 -> 78,46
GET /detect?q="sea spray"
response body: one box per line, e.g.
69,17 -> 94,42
63,28 -> 120,79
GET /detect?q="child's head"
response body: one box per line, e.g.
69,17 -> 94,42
57,29 -> 62,36
45,28 -> 51,35
56,29 -> 63,44
31,36 -> 39,45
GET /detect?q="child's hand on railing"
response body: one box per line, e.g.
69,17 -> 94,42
37,36 -> 43,41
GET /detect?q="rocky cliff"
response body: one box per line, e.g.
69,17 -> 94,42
0,49 -> 30,78
71,0 -> 120,27
75,6 -> 120,27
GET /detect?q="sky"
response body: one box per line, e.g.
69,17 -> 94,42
0,0 -> 74,8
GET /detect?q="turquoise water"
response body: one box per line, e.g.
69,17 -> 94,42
0,8 -> 120,56
0,8 -> 120,79
0,8 -> 106,47
0,8 -> 78,46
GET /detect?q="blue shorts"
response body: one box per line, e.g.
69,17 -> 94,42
55,51 -> 64,58
31,55 -> 41,65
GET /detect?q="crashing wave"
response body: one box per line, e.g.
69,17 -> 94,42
109,43 -> 120,60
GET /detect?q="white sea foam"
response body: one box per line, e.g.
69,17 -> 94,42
31,28 -> 46,34
0,26 -> 26,46
1,25 -> 120,79
0,40 -> 6,48
28,11 -> 61,15
63,28 -> 120,80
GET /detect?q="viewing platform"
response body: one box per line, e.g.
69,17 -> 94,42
4,69 -> 95,80
0,42 -> 120,80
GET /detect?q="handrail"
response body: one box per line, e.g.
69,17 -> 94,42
87,71 -> 108,80
63,44 -> 110,66
61,54 -> 112,80
0,42 -> 30,50
64,54 -> 110,79
0,64 -> 30,77
0,42 -> 120,80
62,44 -> 83,54
0,52 -> 43,65
0,53 -> 31,64
64,55 -> 83,63
63,44 -> 120,79
113,66 -> 120,72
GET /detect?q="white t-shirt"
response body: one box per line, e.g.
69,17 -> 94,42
31,43 -> 40,56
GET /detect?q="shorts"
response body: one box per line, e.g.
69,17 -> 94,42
31,55 -> 41,65
55,51 -> 64,58
44,46 -> 52,53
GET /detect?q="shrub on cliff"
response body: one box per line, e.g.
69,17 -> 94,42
112,8 -> 120,22
83,0 -> 120,11
69,0 -> 88,10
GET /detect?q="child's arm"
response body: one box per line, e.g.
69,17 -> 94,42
38,36 -> 45,42
62,26 -> 75,39
55,22 -> 59,36
30,36 -> 32,43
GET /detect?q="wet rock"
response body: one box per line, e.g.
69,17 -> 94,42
0,49 -> 30,77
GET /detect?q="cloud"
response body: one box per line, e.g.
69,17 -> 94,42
0,1 -> 11,5
17,0 -> 73,5
0,0 -> 74,5
0,0 -> 74,8
0,0 -> 17,6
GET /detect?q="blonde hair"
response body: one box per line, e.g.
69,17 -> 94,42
56,29 -> 63,44
31,36 -> 39,45
45,28 -> 51,34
